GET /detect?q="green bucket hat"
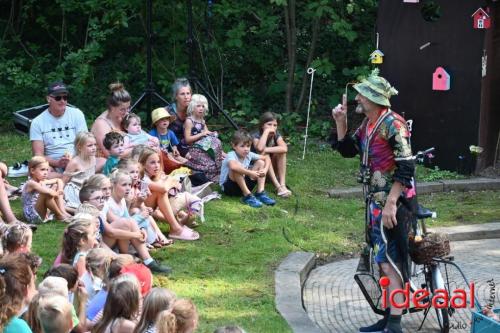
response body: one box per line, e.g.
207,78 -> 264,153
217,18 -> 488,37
353,69 -> 398,107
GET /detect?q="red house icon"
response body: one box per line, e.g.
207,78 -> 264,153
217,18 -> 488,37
471,8 -> 491,29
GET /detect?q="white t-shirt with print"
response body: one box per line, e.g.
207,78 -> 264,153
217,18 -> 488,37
29,106 -> 87,160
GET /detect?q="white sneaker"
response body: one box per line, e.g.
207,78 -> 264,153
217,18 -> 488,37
8,164 -> 28,177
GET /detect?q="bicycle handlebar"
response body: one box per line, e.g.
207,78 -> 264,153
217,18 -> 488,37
414,147 -> 435,159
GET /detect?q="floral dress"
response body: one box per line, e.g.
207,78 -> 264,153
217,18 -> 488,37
185,117 -> 224,183
22,184 -> 44,223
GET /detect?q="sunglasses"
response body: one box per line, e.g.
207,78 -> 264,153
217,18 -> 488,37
50,95 -> 68,102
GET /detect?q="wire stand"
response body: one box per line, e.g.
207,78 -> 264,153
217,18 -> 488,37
186,0 -> 238,130
130,0 -> 169,124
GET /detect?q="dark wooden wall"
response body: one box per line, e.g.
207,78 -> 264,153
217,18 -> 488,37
376,0 -> 486,171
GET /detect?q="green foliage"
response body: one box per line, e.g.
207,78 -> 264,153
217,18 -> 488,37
417,165 -> 466,182
0,0 -> 378,143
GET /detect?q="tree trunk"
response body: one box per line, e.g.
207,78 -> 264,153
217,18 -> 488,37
295,17 -> 320,113
284,0 -> 296,113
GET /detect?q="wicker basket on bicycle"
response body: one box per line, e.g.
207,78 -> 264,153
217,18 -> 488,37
409,232 -> 450,265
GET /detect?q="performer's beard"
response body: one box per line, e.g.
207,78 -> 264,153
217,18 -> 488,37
355,103 -> 367,114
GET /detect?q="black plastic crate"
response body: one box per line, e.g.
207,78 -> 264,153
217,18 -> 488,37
13,104 -> 76,135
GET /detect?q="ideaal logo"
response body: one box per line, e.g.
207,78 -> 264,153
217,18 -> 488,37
379,276 -> 475,309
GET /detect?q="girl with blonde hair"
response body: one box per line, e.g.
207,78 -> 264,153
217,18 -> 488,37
133,287 -> 176,333
184,94 -> 225,182
63,131 -> 105,211
139,148 -> 201,241
22,156 -> 71,223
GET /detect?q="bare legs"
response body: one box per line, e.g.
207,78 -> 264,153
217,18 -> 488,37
380,262 -> 404,316
229,159 -> 268,195
0,180 -> 17,223
102,219 -> 152,261
145,191 -> 185,236
268,153 -> 291,196
0,162 -> 17,223
34,179 -> 70,221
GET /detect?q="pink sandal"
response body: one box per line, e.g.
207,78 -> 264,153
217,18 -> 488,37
168,226 -> 200,241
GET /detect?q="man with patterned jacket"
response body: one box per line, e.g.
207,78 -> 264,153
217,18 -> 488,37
332,70 -> 415,333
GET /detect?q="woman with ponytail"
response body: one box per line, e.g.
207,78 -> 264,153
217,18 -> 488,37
91,82 -> 132,158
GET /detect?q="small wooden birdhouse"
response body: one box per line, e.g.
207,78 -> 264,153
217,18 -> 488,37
432,67 -> 450,91
370,50 -> 384,64
471,8 -> 491,29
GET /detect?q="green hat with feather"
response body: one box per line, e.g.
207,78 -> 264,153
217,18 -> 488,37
353,69 -> 398,107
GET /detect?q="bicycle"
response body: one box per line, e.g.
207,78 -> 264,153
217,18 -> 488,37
354,147 -> 464,333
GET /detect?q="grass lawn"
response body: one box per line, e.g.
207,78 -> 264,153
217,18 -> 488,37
2,131 -> 499,332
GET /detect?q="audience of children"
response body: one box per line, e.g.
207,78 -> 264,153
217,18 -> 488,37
220,130 -> 276,208
3,79 -> 287,332
252,112 -> 292,198
184,94 -> 225,183
105,169 -> 170,248
122,113 -> 160,149
78,181 -> 171,274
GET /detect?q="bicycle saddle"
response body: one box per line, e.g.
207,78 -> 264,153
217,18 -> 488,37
416,204 -> 434,219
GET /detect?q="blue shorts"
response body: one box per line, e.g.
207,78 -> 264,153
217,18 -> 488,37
369,201 -> 401,264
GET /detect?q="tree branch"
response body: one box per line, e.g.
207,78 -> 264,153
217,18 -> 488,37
296,17 -> 320,113
284,0 -> 297,113
58,8 -> 66,65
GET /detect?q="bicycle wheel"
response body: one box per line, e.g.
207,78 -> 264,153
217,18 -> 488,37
429,265 -> 450,333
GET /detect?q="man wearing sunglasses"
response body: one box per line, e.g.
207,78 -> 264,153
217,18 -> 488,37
29,81 -> 87,178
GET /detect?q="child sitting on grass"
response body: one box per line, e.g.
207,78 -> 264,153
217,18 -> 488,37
219,130 -> 275,208
22,156 -> 71,223
102,131 -> 125,176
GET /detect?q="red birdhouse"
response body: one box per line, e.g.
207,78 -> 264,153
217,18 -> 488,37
471,8 -> 491,29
